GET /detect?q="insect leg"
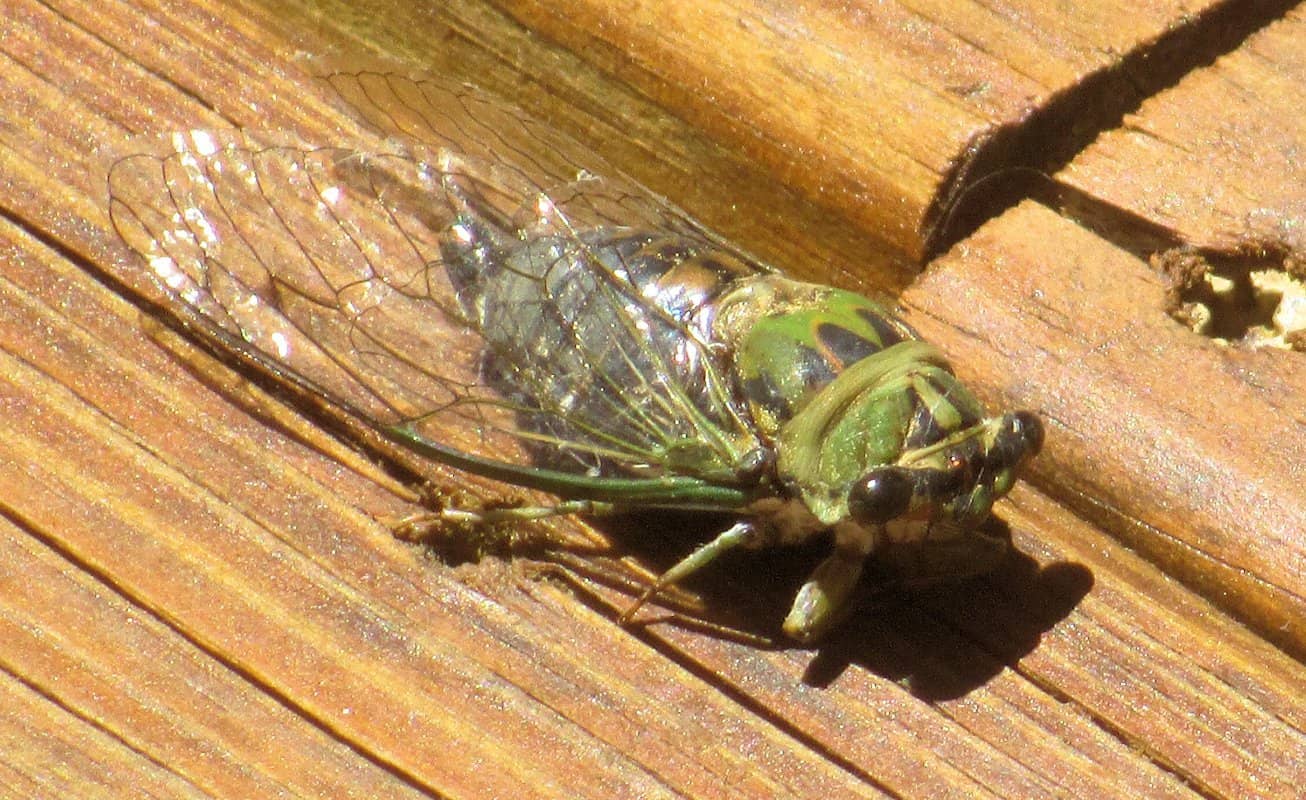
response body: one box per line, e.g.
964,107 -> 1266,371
392,498 -> 617,540
781,530 -> 875,643
619,520 -> 757,624
439,499 -> 617,524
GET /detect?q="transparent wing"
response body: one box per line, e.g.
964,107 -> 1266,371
315,68 -> 681,234
107,77 -> 764,503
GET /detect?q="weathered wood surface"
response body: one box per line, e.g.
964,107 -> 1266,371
0,0 -> 1302,798
486,0 -> 1304,261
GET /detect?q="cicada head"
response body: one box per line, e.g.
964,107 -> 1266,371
837,408 -> 1042,589
848,409 -> 1044,532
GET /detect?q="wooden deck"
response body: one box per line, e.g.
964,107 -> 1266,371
0,0 -> 1301,797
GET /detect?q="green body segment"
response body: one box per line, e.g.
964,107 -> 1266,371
776,341 -> 946,524
713,276 -> 991,525
730,286 -> 913,435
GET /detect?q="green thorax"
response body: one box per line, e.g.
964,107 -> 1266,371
716,276 -> 987,523
716,276 -> 926,435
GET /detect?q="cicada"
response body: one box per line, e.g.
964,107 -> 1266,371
108,70 -> 1041,642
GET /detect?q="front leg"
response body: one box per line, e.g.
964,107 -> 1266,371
782,522 -> 878,643
619,520 -> 759,624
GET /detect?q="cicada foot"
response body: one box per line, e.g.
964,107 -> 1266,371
618,520 -> 757,626
388,485 -> 508,542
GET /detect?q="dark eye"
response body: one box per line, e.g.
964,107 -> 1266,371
848,466 -> 914,523
987,411 -> 1045,469
1012,411 -> 1044,457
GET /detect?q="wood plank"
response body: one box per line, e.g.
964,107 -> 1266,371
301,0 -> 1302,282
1059,5 -> 1306,349
0,666 -> 208,799
898,204 -> 1304,797
1062,5 -> 1306,256
475,0 -> 1296,261
302,0 -> 922,292
0,512 -> 431,799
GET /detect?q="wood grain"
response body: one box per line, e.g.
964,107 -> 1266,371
484,0 -> 1296,260
1063,6 -> 1306,255
309,0 -> 924,293
0,0 -> 1302,798
897,6 -> 1306,656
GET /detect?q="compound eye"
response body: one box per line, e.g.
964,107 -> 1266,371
987,411 -> 1045,470
848,466 -> 914,524
1012,411 -> 1044,457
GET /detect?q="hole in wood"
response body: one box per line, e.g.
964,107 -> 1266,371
1155,249 -> 1306,351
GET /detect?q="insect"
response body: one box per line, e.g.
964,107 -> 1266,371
108,70 -> 1042,642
